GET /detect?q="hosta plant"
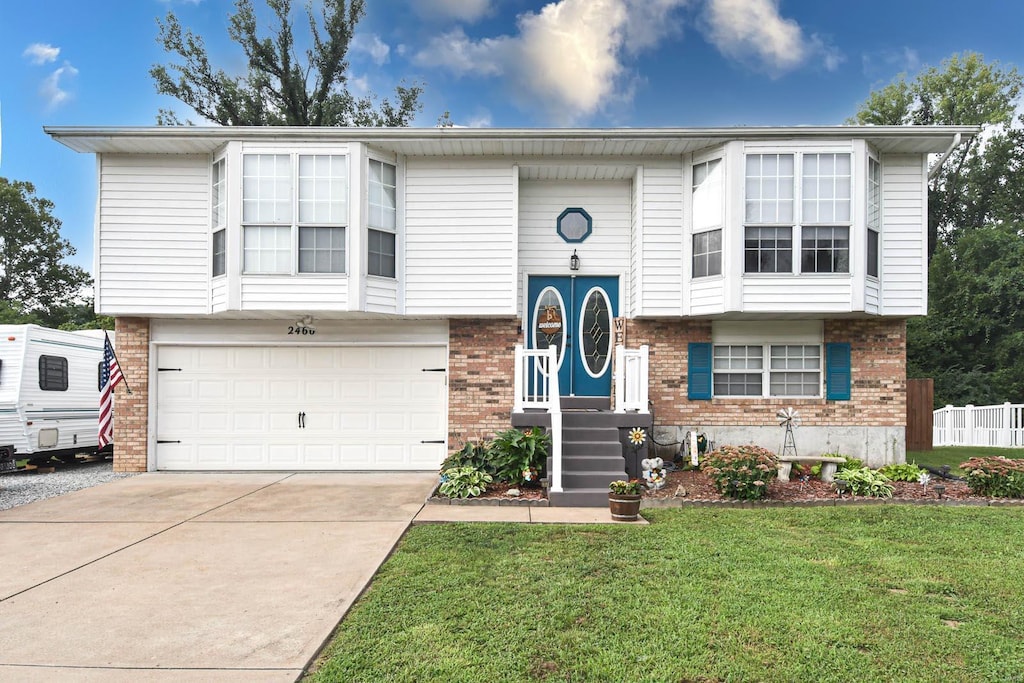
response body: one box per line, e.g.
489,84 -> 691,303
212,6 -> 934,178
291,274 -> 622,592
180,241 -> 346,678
441,440 -> 492,475
834,466 -> 894,498
439,467 -> 492,499
877,462 -> 925,482
700,445 -> 777,500
960,456 -> 1024,498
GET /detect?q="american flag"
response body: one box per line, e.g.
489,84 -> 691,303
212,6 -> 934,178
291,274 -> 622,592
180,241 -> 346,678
98,333 -> 124,449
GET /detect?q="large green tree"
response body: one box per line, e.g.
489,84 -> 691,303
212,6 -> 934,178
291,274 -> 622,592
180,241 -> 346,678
852,53 -> 1024,406
151,0 -> 422,126
0,178 -> 92,328
850,52 -> 1023,256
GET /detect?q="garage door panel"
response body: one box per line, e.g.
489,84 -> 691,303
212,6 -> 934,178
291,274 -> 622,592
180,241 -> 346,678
157,344 -> 447,471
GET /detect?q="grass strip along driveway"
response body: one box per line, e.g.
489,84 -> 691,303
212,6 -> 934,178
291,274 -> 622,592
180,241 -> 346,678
309,506 -> 1024,682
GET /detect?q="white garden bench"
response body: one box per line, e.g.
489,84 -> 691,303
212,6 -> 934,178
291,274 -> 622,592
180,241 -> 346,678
777,456 -> 847,483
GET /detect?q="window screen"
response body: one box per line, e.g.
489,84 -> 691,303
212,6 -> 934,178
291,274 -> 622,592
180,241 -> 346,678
39,355 -> 68,391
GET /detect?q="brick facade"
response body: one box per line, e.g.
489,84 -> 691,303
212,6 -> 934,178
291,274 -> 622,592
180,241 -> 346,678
447,318 -> 520,447
113,317 -> 150,472
622,317 -> 906,428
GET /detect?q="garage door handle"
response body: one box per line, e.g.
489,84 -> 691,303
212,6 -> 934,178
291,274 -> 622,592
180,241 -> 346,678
157,368 -> 182,372
420,440 -> 444,444
422,368 -> 446,372
298,412 -> 306,429
157,440 -> 181,444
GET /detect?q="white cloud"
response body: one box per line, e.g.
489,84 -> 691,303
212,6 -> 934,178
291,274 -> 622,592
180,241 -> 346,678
861,47 -> 921,78
465,112 -> 492,128
40,63 -> 78,110
416,0 -> 690,124
352,33 -> 391,65
701,0 -> 841,76
415,0 -> 493,23
23,43 -> 60,65
350,74 -> 371,97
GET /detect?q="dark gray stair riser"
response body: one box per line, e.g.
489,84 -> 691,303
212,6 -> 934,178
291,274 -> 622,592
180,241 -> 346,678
550,489 -> 613,507
563,472 -> 626,489
562,455 -> 624,469
562,412 -> 623,428
562,442 -> 622,457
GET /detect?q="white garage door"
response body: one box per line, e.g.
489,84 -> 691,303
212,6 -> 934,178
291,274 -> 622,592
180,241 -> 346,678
155,345 -> 447,471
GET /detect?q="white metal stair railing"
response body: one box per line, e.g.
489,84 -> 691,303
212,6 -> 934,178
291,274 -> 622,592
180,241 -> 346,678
513,345 -> 564,493
933,402 -> 1024,447
614,344 -> 650,413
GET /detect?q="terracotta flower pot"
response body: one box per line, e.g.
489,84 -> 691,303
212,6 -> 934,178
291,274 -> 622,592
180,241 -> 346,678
608,492 -> 642,521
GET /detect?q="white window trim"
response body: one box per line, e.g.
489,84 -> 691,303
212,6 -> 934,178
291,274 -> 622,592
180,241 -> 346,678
211,155 -> 228,279
866,153 -> 882,282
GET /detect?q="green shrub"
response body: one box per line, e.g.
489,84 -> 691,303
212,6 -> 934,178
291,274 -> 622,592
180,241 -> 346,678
877,462 -> 925,482
441,440 -> 492,474
834,467 -> 894,498
960,456 -> 1024,498
700,445 -> 777,500
439,467 -> 492,498
488,427 -> 550,484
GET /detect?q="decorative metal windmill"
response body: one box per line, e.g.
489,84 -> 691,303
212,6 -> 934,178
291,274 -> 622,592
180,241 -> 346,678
777,407 -> 801,458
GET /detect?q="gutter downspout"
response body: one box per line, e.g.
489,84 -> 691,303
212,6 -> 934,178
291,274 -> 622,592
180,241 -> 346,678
927,133 -> 963,180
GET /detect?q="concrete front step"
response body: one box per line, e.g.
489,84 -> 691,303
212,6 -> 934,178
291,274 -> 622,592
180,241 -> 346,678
550,488 -> 614,507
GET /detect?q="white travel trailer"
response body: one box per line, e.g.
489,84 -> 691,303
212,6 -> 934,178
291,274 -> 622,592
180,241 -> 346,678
0,325 -> 112,466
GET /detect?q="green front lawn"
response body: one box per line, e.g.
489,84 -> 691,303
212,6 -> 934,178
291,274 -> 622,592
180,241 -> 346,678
308,507 -> 1024,682
908,445 -> 1024,476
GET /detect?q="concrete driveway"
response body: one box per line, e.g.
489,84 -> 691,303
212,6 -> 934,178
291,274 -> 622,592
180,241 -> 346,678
0,472 -> 437,682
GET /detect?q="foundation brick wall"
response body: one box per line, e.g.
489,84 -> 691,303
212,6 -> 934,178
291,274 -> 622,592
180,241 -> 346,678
113,317 -> 150,472
625,317 -> 906,428
448,318 -> 520,447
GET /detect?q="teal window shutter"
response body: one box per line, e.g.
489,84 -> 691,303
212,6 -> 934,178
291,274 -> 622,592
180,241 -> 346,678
688,343 -> 712,400
826,343 -> 851,400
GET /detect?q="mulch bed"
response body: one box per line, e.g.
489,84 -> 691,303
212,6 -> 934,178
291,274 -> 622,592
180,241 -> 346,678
644,468 -> 982,503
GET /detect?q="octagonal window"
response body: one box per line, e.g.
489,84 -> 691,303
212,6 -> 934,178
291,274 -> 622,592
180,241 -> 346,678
557,207 -> 592,243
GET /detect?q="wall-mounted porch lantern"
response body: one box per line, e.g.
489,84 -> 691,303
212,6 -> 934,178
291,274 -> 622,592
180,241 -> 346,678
570,249 -> 580,271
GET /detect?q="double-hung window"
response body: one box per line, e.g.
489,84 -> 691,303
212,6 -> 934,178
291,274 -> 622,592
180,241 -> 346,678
692,158 -> 723,278
713,343 -> 822,397
867,157 -> 881,278
744,152 -> 852,275
801,153 -> 851,273
367,159 -> 397,278
241,153 -> 347,275
211,159 -> 226,277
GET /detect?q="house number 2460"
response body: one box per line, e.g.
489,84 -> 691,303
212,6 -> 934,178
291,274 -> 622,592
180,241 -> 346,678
288,325 -> 316,336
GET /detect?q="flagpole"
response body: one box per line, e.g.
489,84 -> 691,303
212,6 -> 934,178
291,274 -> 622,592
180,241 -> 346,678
106,330 -> 133,395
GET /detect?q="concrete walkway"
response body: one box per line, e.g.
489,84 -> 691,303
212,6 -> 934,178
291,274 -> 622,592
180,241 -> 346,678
0,473 -> 644,682
0,472 -> 436,682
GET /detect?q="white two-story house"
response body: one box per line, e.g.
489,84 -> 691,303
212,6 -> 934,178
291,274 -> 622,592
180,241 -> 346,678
48,125 -> 974,505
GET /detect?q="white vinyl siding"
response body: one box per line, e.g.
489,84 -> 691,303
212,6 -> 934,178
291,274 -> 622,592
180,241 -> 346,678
240,276 -> 349,310
97,154 -> 210,315
519,180 -> 631,313
640,162 -> 684,316
404,159 -> 516,314
211,278 -> 228,312
880,154 -> 926,315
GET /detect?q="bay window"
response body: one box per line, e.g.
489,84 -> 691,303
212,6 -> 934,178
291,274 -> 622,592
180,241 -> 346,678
867,156 -> 881,278
211,158 -> 226,277
241,153 -> 347,275
744,151 -> 852,275
368,159 -> 397,278
692,158 -> 723,278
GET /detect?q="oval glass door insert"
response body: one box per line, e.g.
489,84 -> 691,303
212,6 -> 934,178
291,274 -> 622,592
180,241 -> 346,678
532,286 -> 567,369
579,287 -> 612,377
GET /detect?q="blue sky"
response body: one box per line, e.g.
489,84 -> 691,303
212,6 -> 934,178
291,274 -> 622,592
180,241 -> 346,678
1,0 -> 1022,276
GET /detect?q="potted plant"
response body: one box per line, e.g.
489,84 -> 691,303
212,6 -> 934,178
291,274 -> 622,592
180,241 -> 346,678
608,479 -> 642,521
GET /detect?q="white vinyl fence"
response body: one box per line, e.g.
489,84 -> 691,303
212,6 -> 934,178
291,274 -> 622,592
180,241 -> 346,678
933,402 -> 1024,447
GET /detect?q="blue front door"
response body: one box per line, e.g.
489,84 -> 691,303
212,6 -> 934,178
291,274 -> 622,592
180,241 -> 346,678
527,276 -> 618,397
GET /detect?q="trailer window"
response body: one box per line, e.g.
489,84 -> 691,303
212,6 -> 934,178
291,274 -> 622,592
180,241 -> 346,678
39,355 -> 68,391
